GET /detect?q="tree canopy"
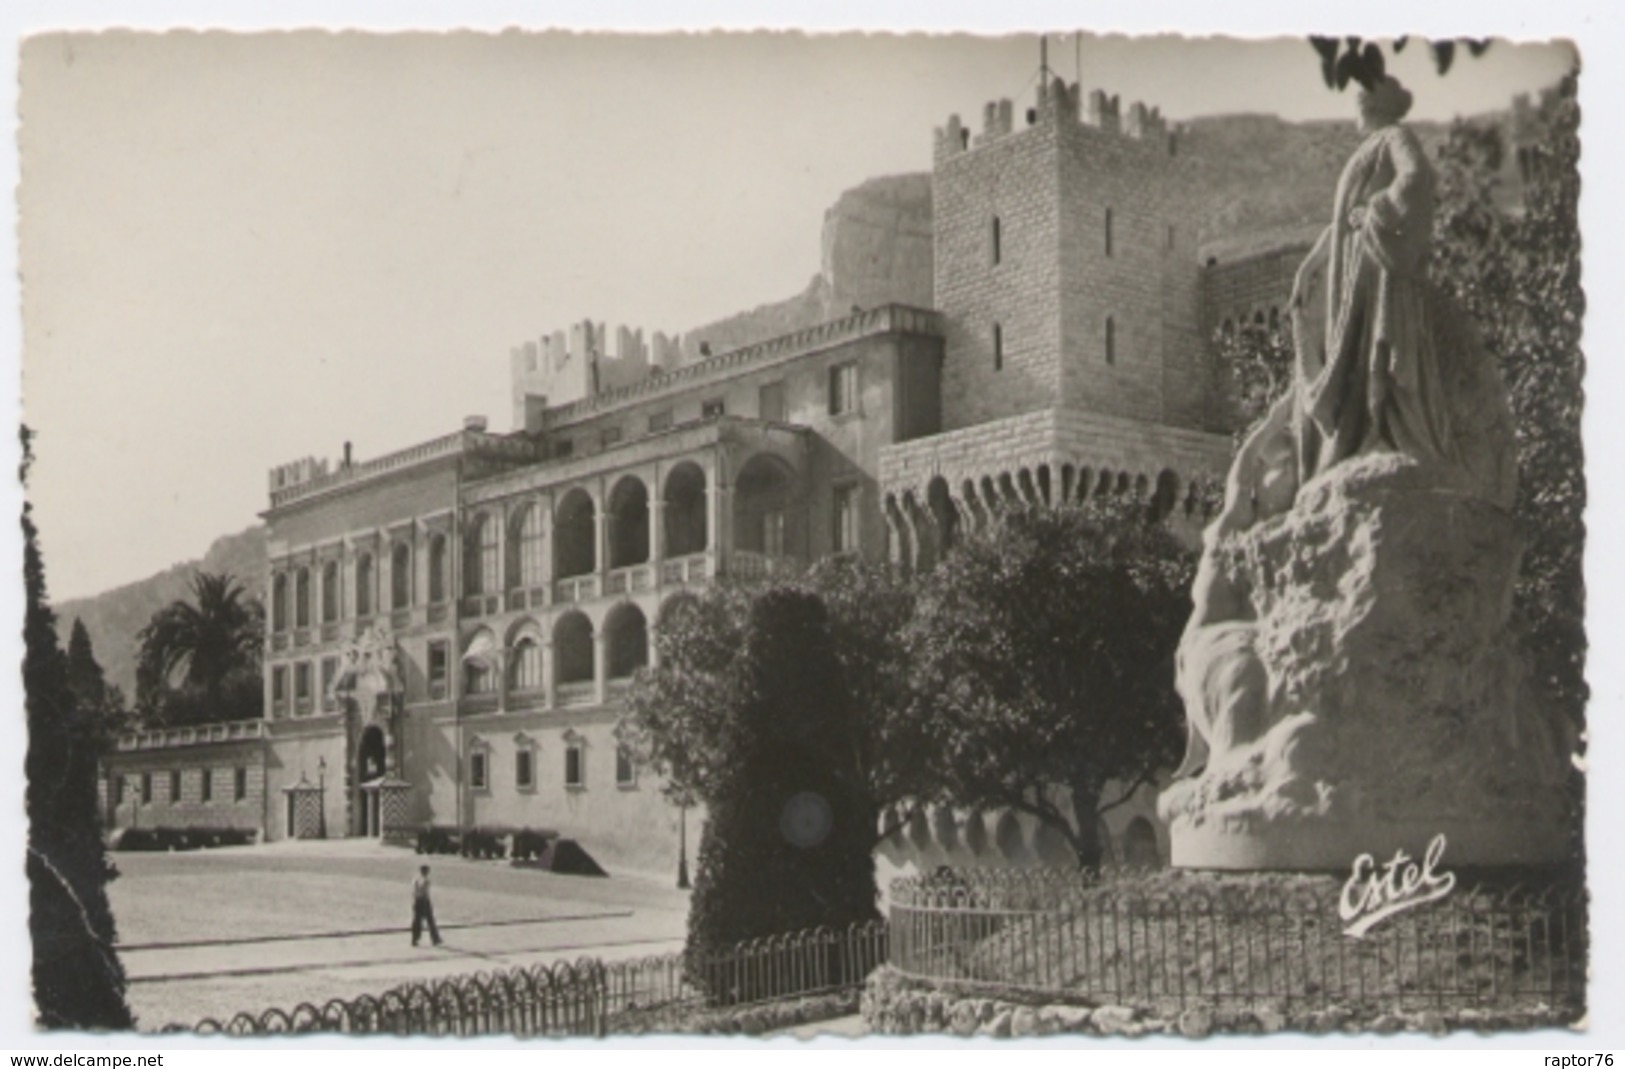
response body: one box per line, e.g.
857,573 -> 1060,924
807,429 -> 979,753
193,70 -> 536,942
135,571 -> 265,726
902,497 -> 1196,869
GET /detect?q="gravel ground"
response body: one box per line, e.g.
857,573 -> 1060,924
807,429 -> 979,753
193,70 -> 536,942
108,839 -> 691,1032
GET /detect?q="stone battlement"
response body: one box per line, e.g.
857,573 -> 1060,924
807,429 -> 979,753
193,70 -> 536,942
510,318 -> 701,426
268,456 -> 331,493
934,76 -> 1174,164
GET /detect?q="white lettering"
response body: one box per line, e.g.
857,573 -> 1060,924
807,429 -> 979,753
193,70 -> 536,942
1338,833 -> 1455,938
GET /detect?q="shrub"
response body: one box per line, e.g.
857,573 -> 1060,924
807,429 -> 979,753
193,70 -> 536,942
685,590 -> 879,1001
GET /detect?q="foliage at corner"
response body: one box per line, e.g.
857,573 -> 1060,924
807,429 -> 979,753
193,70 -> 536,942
620,556 -> 921,834
1429,75 -> 1587,735
135,571 -> 265,727
683,589 -> 880,995
902,497 -> 1195,870
23,427 -> 134,1030
1308,36 -> 1490,93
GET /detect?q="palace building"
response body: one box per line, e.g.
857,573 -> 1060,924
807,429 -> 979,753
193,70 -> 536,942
101,76 -> 1311,874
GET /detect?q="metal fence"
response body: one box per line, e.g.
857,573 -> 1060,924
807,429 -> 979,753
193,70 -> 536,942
181,920 -> 888,1037
889,868 -> 1585,1014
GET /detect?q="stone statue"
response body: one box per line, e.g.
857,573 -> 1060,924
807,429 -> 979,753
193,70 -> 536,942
1159,78 -> 1571,870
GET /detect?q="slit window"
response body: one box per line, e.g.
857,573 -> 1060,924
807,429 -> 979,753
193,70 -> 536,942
991,215 -> 1002,265
1105,208 -> 1114,257
993,323 -> 1004,371
829,362 -> 858,416
1106,316 -> 1117,364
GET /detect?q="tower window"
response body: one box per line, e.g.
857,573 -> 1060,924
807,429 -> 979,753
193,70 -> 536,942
993,322 -> 1004,371
991,215 -> 1002,266
1105,209 -> 1114,258
1106,316 -> 1117,365
829,362 -> 858,415
1167,224 -> 1176,252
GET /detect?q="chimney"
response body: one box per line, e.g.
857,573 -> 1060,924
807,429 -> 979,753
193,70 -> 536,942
464,415 -> 488,433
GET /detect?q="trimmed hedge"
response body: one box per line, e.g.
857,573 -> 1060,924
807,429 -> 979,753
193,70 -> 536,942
110,826 -> 258,852
415,824 -> 563,861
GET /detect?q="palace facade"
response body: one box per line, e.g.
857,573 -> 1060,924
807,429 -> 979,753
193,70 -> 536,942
101,76 -> 1315,874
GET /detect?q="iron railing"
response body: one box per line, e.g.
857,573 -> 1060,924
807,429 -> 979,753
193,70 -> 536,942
888,868 -> 1585,1014
179,920 -> 887,1036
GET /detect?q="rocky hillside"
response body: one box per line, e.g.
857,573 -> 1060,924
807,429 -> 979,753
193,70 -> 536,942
54,525 -> 267,699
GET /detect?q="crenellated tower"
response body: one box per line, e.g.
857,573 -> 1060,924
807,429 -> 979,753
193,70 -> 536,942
931,76 -> 1215,435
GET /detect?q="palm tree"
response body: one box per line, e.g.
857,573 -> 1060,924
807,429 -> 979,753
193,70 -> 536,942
136,571 -> 264,726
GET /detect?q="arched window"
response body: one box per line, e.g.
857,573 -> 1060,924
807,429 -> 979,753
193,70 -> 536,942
429,534 -> 448,604
465,661 -> 496,695
605,604 -> 649,680
1105,316 -> 1116,365
321,561 -> 339,623
356,553 -> 373,617
391,542 -> 411,610
516,504 -> 545,588
272,573 -> 287,632
295,568 -> 311,628
554,612 -> 595,685
608,478 -> 651,569
555,489 -> 597,579
466,515 -> 498,596
663,464 -> 708,558
510,636 -> 543,692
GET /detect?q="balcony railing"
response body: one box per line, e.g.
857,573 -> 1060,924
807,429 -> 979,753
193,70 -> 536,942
556,681 -> 596,707
117,718 -> 267,752
727,550 -> 798,582
320,622 -> 341,643
390,609 -> 412,631
606,563 -> 655,595
555,575 -> 598,604
427,603 -> 450,624
660,553 -> 709,586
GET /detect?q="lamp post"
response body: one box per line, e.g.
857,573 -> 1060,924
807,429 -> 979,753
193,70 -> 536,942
318,756 -> 328,839
677,802 -> 690,890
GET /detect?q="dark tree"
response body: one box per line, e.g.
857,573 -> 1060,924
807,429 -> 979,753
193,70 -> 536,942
904,497 -> 1195,870
1429,77 -> 1586,732
135,571 -> 264,726
23,428 -> 134,1030
684,590 -> 879,994
65,619 -> 131,746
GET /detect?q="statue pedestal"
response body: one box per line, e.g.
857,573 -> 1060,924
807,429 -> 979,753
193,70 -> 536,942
1160,455 -> 1576,871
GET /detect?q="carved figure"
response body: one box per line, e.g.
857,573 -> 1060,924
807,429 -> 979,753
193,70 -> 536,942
1294,76 -> 1456,485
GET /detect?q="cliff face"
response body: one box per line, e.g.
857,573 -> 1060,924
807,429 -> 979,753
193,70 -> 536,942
54,525 -> 267,699
682,173 -> 935,354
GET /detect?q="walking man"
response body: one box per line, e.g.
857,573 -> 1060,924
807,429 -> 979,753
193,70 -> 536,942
412,864 -> 443,947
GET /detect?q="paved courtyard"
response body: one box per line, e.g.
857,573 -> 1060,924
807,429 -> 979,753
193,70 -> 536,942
107,838 -> 691,1032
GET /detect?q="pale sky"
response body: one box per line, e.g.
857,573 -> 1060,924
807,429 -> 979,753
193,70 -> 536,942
12,27 -> 1583,602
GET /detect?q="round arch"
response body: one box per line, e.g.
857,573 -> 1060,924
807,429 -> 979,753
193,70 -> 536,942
663,462 -> 708,558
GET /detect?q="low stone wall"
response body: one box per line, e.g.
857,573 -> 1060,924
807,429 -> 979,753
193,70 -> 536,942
860,966 -> 1572,1039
